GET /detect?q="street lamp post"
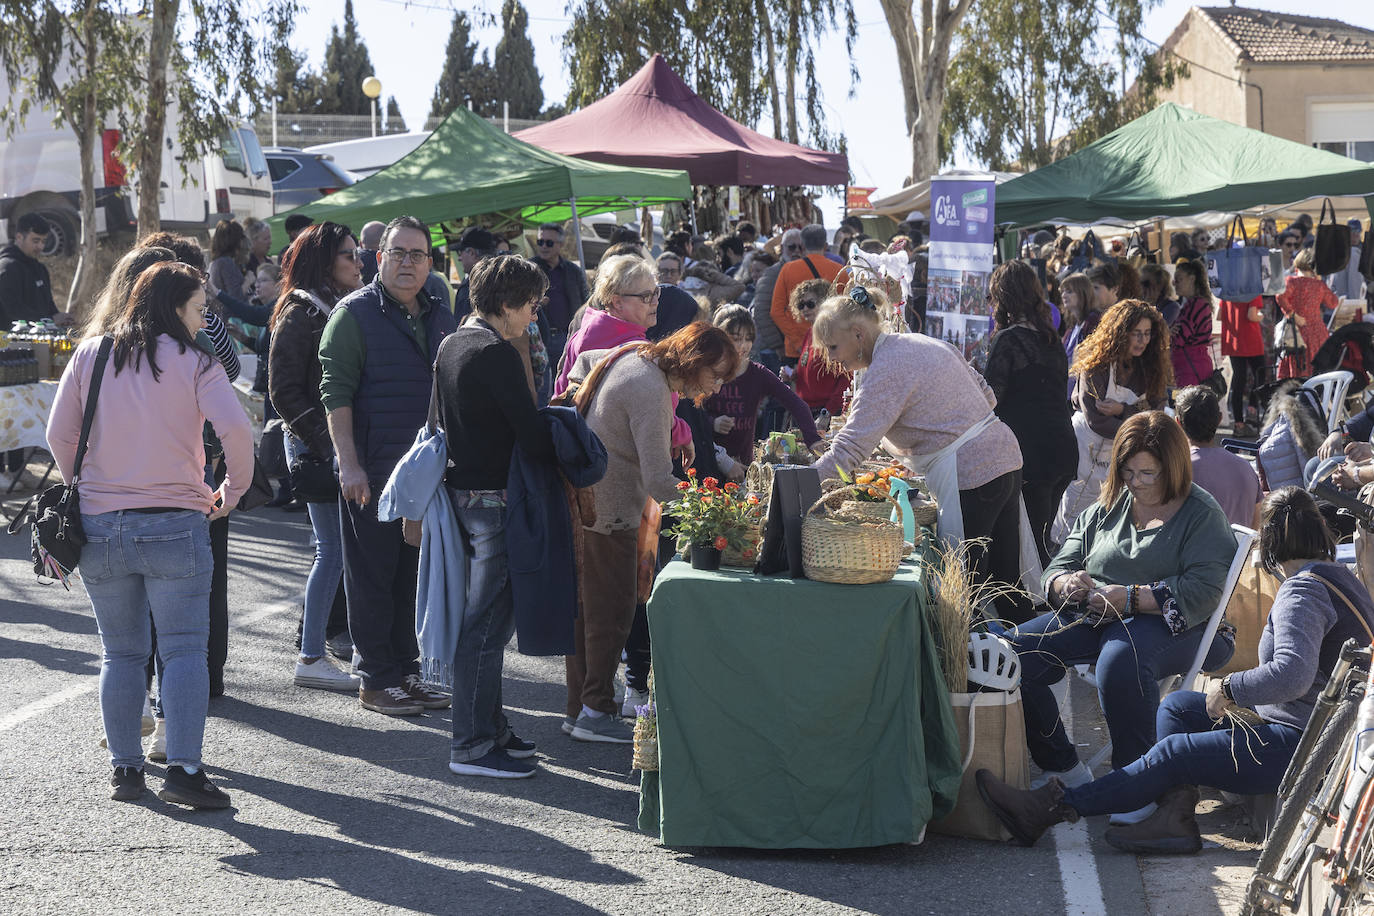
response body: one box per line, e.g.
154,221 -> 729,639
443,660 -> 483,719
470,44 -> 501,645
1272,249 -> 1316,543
362,76 -> 382,138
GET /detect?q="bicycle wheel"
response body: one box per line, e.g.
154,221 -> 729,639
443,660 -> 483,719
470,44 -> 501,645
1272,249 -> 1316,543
1245,688 -> 1363,914
1323,765 -> 1374,914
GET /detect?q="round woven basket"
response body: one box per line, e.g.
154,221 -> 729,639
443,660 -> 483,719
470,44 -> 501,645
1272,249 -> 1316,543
802,486 -> 906,585
837,499 -> 896,521
908,495 -> 938,528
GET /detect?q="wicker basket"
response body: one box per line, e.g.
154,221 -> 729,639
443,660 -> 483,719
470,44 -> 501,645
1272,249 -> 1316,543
838,499 -> 897,521
909,494 -> 938,528
632,714 -> 659,771
801,486 -> 906,585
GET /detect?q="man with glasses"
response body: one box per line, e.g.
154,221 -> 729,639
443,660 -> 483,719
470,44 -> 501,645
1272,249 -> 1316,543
656,252 -> 683,286
319,215 -> 458,717
771,224 -> 842,365
529,222 -> 588,371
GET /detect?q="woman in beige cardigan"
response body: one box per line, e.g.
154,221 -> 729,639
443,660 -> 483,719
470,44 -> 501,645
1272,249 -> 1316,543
564,322 -> 740,743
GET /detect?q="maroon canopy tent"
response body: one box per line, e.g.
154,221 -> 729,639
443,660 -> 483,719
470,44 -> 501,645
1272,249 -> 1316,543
514,55 -> 849,187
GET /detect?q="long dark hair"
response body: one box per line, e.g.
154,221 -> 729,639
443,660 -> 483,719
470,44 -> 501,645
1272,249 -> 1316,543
990,260 -> 1056,346
271,221 -> 356,330
110,262 -> 209,381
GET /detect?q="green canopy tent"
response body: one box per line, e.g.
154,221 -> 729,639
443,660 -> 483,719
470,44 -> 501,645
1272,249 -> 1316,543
266,107 -> 691,258
995,103 -> 1374,229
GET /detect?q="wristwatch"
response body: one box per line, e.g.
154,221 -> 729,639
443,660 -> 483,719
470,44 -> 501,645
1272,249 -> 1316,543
1220,674 -> 1235,702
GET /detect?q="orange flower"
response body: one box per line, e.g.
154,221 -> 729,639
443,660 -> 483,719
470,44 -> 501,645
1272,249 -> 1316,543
686,467 -> 696,477
856,472 -> 875,485
676,481 -> 690,490
724,482 -> 739,492
713,535 -> 729,551
746,495 -> 760,505
703,476 -> 720,490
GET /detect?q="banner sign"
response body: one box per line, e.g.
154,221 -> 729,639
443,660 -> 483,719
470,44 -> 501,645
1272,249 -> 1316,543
845,186 -> 878,211
925,175 -> 998,368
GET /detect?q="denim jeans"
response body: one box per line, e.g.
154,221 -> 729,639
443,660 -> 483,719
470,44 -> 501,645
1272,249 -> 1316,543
1063,690 -> 1302,816
1011,609 -> 1234,771
81,509 -> 213,770
450,502 -> 515,763
285,432 -> 343,659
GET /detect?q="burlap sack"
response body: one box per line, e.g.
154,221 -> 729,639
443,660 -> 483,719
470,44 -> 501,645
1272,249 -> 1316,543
930,688 -> 1029,843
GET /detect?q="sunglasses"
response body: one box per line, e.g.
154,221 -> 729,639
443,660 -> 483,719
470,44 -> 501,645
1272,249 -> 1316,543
798,300 -> 818,310
536,239 -> 559,248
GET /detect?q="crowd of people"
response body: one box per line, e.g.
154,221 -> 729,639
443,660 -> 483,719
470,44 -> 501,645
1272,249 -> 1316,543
18,201 -> 1374,859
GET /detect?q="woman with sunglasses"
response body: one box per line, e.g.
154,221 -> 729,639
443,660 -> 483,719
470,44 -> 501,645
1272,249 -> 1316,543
268,222 -> 365,691
1053,300 -> 1172,546
788,278 -> 852,417
49,261 -> 254,808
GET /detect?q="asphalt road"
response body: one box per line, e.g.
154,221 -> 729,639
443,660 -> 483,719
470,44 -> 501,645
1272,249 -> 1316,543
0,477 -> 1265,915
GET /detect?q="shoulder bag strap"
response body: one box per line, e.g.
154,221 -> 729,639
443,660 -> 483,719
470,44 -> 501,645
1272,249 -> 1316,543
803,256 -> 822,280
573,342 -> 644,415
1304,571 -> 1374,645
71,336 -> 114,484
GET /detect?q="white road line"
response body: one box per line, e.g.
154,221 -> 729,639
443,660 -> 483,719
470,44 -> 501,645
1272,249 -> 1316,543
0,596 -> 303,734
1054,673 -> 1108,916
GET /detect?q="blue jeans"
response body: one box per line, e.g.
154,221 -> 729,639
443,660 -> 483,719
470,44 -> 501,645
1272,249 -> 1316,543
82,509 -> 213,770
1011,609 -> 1234,771
449,502 -> 516,763
1064,690 -> 1302,815
284,432 -> 343,659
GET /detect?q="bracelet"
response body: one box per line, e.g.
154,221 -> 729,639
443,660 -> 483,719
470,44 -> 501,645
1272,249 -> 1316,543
1221,674 -> 1235,702
1124,584 -> 1137,617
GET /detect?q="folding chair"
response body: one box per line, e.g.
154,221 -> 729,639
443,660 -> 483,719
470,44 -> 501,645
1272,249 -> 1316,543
1303,371 -> 1355,433
1076,523 -> 1257,771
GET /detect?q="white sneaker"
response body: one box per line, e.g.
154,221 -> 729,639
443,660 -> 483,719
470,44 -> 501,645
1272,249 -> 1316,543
613,673 -> 625,707
1031,760 -> 1093,789
147,717 -> 167,762
350,650 -> 363,675
621,688 -> 650,718
1108,802 -> 1158,826
295,656 -> 362,691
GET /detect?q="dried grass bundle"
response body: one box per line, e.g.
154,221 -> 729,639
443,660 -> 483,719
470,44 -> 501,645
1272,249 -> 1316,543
928,537 -> 1038,694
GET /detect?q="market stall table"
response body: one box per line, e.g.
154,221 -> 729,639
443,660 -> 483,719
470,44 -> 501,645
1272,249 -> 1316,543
0,380 -> 57,454
638,558 -> 961,849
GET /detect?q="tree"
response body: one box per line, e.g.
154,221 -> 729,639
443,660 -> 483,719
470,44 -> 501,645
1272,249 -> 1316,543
270,14 -> 328,113
493,0 -> 542,119
876,0 -> 977,184
940,0 -> 1183,170
321,0 -> 375,116
384,95 -> 407,133
0,1 -> 141,306
431,11 -> 482,119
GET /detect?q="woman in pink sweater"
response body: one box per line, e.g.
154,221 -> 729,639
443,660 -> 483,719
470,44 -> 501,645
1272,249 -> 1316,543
553,255 -> 692,454
48,262 -> 253,810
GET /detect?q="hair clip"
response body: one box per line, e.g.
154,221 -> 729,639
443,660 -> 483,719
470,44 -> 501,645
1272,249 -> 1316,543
850,286 -> 876,310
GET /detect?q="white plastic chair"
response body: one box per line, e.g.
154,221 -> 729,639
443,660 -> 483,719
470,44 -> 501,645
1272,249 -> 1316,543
1074,523 -> 1257,771
1303,371 -> 1355,433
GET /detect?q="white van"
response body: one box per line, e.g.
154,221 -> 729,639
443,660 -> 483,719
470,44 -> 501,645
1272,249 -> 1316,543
0,70 -> 272,252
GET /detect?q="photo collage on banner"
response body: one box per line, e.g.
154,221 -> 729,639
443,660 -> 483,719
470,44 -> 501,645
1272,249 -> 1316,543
925,176 -> 997,370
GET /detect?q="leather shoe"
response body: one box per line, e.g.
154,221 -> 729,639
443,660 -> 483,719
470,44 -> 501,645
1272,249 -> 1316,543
1104,785 -> 1202,855
976,769 -> 1079,846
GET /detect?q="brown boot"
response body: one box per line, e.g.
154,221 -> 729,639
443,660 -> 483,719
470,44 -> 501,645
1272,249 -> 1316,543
1103,785 -> 1203,855
976,769 -> 1080,846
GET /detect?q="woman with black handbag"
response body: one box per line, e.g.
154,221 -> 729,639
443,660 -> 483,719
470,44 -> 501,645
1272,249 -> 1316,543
268,222 -> 365,691
48,262 -> 254,808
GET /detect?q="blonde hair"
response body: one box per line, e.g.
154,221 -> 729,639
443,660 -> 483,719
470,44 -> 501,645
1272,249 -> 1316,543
1293,247 -> 1316,274
590,254 -> 656,310
811,288 -> 884,356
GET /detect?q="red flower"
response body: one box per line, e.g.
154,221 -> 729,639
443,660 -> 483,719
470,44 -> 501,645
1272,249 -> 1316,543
676,481 -> 690,490
746,495 -> 760,506
724,482 -> 739,492
700,493 -> 712,502
686,467 -> 697,477
713,535 -> 729,551
703,477 -> 720,490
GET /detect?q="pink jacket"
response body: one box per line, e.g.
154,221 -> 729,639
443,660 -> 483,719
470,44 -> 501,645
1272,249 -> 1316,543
48,335 -> 255,515
555,308 -> 691,448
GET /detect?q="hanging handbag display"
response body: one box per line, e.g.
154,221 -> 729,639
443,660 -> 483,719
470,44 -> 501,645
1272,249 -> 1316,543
6,336 -> 113,583
1205,216 -> 1267,302
1315,198 -> 1352,277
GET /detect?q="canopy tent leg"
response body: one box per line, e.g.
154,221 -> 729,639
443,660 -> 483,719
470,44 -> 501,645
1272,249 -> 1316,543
569,197 -> 587,266
689,197 -> 698,237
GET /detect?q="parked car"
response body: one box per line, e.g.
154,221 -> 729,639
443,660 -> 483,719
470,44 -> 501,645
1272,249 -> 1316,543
263,147 -> 356,213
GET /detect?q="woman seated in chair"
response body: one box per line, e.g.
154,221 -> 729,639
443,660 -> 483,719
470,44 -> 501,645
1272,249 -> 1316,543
980,486 -> 1374,855
1006,411 -> 1236,788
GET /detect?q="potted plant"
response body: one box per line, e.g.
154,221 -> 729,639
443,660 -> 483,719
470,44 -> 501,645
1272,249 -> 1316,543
662,469 -> 763,570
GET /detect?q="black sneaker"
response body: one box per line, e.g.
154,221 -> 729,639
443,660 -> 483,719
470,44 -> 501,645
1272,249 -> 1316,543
499,732 -> 538,759
158,766 -> 232,809
110,766 -> 145,801
448,747 -> 537,779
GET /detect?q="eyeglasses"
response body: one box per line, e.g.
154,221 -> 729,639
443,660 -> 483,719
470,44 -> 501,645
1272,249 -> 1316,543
383,248 -> 429,264
1121,468 -> 1160,484
536,239 -> 559,248
621,288 -> 661,303
798,300 -> 818,311
1129,330 -> 1152,341
338,248 -> 360,261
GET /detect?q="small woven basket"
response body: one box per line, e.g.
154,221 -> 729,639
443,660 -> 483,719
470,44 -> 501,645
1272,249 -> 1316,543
632,669 -> 658,771
909,494 -> 938,528
801,486 -> 906,585
837,499 -> 897,521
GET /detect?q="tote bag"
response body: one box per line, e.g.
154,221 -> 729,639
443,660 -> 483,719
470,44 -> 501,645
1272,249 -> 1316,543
1316,198 -> 1352,276
1207,217 -> 1266,301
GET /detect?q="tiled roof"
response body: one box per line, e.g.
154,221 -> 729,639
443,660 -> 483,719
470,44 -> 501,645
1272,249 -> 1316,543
1197,6 -> 1374,62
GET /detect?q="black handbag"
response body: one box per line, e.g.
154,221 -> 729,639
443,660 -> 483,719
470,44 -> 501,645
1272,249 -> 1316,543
6,336 -> 113,582
235,458 -> 275,512
1316,199 -> 1352,276
258,418 -> 288,479
288,453 -> 338,503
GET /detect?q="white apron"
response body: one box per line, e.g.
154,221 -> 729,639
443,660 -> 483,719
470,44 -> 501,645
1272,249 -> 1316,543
1051,363 -> 1140,545
900,411 -> 1044,599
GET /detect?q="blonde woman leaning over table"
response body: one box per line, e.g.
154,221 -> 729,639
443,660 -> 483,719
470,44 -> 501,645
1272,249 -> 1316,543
810,285 -> 1034,623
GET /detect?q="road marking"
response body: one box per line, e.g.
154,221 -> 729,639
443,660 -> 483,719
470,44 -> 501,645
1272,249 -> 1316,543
1054,673 -> 1108,916
0,596 -> 302,734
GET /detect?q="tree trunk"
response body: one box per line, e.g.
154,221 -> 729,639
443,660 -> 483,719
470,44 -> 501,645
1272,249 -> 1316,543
877,0 -> 922,182
136,0 -> 178,239
755,0 -> 782,140
783,0 -> 800,144
69,5 -> 102,315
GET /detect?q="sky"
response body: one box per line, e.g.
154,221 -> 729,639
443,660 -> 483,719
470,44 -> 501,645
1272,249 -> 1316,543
291,0 -> 1374,224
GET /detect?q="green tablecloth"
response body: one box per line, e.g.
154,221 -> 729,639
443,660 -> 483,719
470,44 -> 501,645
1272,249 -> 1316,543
637,559 -> 962,848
